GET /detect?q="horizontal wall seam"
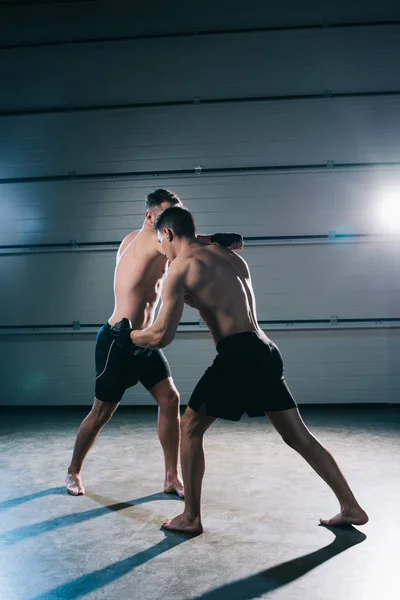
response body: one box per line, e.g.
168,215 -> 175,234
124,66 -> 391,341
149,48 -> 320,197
1,19 -> 400,51
0,0 -> 95,6
2,161 -> 400,185
2,89 -> 400,119
1,318 -> 399,335
0,234 -> 382,252
1,318 -> 398,329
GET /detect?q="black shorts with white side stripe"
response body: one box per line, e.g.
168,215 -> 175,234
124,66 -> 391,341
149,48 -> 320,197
95,322 -> 171,403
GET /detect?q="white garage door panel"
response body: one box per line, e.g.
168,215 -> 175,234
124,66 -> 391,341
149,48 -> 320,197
292,375 -> 397,393
288,360 -> 396,378
1,252 -> 115,324
2,0 -> 400,46
241,241 -> 388,320
2,169 -> 400,246
254,296 -> 396,321
0,199 -> 394,238
1,27 -> 400,110
248,243 -> 400,320
3,170 -> 400,215
60,388 -> 399,405
1,241 -> 398,325
291,389 -> 398,404
2,97 -> 400,179
271,328 -> 397,351
0,215 -> 140,236
3,383 -> 396,406
0,195 -> 396,239
0,250 -> 198,325
0,329 -> 398,405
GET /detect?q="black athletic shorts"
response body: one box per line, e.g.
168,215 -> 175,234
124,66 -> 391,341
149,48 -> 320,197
189,331 -> 297,421
95,323 -> 171,403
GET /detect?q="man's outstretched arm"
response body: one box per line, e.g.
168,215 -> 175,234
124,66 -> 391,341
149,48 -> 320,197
111,264 -> 185,349
197,232 -> 244,250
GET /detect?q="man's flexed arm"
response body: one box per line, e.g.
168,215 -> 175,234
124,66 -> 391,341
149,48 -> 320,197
111,262 -> 186,349
197,232 -> 244,250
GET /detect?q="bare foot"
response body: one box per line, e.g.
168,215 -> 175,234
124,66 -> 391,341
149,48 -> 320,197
320,506 -> 369,527
162,513 -> 203,534
164,477 -> 184,499
66,473 -> 85,496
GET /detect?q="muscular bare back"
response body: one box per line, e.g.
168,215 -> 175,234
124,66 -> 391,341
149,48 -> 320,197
177,241 -> 268,345
109,228 -> 168,329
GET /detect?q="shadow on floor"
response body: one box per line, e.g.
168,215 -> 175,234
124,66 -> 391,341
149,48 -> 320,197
0,487 -> 65,511
1,490 -> 182,545
188,526 -> 366,600
86,490 -> 183,509
29,529 -> 196,600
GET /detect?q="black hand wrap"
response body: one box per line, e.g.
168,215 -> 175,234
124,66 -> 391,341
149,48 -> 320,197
210,233 -> 243,249
110,318 -> 133,347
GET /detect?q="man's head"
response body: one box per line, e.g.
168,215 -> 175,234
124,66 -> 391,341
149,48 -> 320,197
154,206 -> 196,260
145,189 -> 182,227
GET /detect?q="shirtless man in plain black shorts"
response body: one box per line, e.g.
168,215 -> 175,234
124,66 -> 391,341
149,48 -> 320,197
111,206 -> 369,533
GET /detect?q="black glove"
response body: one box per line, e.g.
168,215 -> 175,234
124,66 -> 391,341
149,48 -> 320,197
210,233 -> 243,250
110,318 -> 133,347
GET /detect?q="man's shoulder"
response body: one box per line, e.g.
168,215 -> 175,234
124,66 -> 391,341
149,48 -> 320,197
166,253 -> 195,282
120,229 -> 161,253
120,229 -> 140,246
124,229 -> 142,242
171,251 -> 205,285
117,230 -> 139,256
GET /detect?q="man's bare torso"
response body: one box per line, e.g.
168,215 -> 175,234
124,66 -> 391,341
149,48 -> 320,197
176,241 -> 270,346
109,228 -> 167,329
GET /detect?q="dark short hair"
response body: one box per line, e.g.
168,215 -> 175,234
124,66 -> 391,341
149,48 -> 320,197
145,189 -> 181,211
154,206 -> 196,238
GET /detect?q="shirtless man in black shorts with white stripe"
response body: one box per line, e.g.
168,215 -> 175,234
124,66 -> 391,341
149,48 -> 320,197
65,190 -> 243,497
111,206 -> 369,533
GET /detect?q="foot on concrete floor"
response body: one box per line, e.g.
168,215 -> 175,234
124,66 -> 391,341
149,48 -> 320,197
162,513 -> 203,533
164,476 -> 184,498
65,472 -> 85,496
320,506 -> 369,527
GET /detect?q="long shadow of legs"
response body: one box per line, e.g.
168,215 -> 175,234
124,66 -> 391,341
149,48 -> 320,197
0,491 -> 182,545
0,487 -> 65,512
29,530 -> 195,600
86,490 -> 183,510
189,526 -> 366,600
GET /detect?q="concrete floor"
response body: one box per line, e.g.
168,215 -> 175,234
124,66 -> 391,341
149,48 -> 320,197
0,405 -> 399,600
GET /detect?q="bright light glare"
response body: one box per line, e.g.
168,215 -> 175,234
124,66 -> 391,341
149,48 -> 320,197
378,196 -> 400,231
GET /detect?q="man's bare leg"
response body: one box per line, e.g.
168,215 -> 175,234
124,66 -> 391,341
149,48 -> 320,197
66,398 -> 119,495
266,407 -> 369,526
149,378 -> 185,498
163,405 -> 216,533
